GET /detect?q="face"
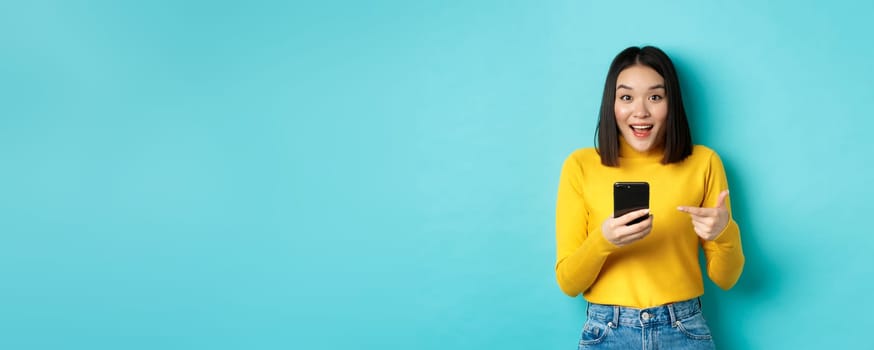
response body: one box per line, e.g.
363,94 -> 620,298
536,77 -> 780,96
614,65 -> 668,153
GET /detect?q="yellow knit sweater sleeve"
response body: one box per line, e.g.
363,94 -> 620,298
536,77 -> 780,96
700,152 -> 745,290
554,151 -> 619,297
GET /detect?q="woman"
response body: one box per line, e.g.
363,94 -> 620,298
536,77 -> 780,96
555,46 -> 744,349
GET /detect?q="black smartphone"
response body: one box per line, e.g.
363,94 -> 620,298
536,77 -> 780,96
614,182 -> 650,225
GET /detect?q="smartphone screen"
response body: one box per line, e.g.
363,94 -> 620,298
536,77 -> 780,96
614,182 -> 650,225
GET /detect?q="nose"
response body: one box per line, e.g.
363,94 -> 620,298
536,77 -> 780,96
632,100 -> 651,119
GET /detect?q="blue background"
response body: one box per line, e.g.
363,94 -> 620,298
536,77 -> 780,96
2,1 -> 872,349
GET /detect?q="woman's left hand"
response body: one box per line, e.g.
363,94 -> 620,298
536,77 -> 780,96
677,190 -> 730,241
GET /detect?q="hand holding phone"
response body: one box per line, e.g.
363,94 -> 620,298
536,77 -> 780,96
601,182 -> 653,247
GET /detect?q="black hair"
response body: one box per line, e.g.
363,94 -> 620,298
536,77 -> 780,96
595,46 -> 693,166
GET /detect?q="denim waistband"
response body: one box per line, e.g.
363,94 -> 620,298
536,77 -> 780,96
586,298 -> 702,327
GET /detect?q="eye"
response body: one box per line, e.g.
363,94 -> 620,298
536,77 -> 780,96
649,95 -> 663,102
618,95 -> 632,101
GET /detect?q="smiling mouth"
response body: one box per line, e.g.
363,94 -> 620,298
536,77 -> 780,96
630,125 -> 653,137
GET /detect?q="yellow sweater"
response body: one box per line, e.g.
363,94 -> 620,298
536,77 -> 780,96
555,138 -> 744,307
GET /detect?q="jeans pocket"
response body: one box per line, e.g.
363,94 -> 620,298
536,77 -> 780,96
578,319 -> 611,346
674,312 -> 713,341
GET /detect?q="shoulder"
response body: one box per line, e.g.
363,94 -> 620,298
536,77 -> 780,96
562,147 -> 600,167
690,145 -> 720,160
692,144 -> 716,155
689,145 -> 726,167
559,147 -> 601,177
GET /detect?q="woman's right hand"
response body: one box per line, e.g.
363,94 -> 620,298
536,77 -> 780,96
601,209 -> 653,247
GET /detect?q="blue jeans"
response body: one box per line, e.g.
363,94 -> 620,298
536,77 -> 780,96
578,298 -> 716,350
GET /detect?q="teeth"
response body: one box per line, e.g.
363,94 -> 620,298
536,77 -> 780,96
631,125 -> 653,130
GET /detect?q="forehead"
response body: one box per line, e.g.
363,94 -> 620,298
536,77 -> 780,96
616,65 -> 664,86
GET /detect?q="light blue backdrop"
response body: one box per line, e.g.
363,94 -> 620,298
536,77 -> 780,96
2,1 -> 872,349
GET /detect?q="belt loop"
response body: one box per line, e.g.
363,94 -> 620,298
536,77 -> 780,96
698,297 -> 703,311
612,305 -> 619,328
667,302 -> 677,325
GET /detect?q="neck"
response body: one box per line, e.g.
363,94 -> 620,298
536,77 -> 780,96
619,136 -> 664,160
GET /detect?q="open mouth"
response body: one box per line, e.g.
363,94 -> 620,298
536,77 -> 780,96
630,124 -> 653,137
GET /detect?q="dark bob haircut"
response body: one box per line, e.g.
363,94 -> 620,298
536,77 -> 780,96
595,46 -> 692,167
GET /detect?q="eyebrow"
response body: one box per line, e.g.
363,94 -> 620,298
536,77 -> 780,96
616,84 -> 666,91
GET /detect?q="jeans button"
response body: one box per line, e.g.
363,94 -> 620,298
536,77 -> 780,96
641,312 -> 651,320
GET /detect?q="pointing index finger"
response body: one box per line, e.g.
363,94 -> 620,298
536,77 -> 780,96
677,206 -> 713,217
